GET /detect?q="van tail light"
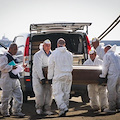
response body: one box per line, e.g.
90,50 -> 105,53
86,36 -> 91,53
23,37 -> 30,72
26,79 -> 31,82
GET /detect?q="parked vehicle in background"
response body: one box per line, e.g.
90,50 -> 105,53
0,40 -> 12,56
13,22 -> 92,102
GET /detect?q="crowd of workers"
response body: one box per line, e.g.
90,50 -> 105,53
0,37 -> 120,118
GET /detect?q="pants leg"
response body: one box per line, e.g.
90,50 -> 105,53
107,76 -> 117,110
1,90 -> 12,114
12,86 -> 23,113
87,84 -> 100,109
98,85 -> 108,109
44,84 -> 52,111
63,75 -> 72,107
33,82 -> 45,110
52,78 -> 67,111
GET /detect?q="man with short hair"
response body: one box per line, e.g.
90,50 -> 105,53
100,45 -> 120,113
32,39 -> 53,115
48,38 -> 73,117
83,49 -> 108,112
0,43 -> 25,117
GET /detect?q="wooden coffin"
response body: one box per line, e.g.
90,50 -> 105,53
43,65 -> 102,85
72,66 -> 102,85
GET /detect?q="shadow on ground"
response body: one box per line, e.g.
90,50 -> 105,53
21,99 -> 115,120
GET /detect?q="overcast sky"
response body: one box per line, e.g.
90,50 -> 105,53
0,0 -> 120,40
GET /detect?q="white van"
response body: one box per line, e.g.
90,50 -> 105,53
14,22 -> 92,102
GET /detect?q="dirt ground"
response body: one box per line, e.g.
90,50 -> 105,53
0,95 -> 120,120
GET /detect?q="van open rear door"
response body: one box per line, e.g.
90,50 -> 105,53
30,22 -> 92,34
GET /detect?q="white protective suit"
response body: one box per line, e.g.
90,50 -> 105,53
83,56 -> 108,110
32,48 -> 52,112
100,45 -> 120,110
48,47 -> 73,112
96,44 -> 105,60
0,54 -> 23,115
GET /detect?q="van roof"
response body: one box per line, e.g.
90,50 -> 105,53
30,22 -> 92,34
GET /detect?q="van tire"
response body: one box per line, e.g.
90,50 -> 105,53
23,91 -> 28,103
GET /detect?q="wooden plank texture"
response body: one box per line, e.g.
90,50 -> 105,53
72,66 -> 102,85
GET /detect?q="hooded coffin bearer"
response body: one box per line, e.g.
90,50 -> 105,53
72,49 -> 102,85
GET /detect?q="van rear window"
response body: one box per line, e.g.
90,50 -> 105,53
31,33 -> 84,54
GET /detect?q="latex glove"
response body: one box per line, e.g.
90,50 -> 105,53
99,74 -> 106,78
98,75 -> 107,86
40,79 -> 46,85
48,79 -> 52,84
